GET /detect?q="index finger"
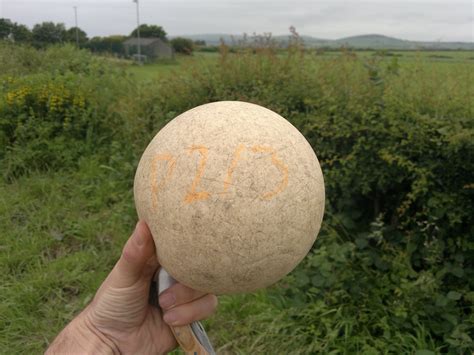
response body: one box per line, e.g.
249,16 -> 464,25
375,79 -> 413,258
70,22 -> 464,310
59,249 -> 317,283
159,283 -> 207,310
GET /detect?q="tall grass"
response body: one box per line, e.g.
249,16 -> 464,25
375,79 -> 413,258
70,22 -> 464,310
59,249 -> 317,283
1,42 -> 473,353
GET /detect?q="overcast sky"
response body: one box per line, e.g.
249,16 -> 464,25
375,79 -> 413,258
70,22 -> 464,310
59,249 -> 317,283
1,0 -> 473,42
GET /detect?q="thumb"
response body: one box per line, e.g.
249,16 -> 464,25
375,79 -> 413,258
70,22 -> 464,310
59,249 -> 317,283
107,220 -> 159,289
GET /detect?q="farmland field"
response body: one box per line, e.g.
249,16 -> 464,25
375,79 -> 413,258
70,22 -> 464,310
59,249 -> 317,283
0,43 -> 473,353
125,49 -> 474,80
124,50 -> 474,89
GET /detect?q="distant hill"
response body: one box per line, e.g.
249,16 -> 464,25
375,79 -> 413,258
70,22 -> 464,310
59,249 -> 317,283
174,33 -> 474,50
335,34 -> 415,49
333,34 -> 474,50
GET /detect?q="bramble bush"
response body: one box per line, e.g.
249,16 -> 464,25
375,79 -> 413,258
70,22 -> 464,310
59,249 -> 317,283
0,43 -> 135,180
137,46 -> 474,352
1,43 -> 472,353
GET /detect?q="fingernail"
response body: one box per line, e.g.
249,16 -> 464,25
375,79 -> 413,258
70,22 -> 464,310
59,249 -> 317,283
159,293 -> 175,309
163,311 -> 178,325
134,222 -> 145,246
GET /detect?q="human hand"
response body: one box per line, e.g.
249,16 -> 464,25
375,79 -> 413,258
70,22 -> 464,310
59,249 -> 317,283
46,221 -> 218,354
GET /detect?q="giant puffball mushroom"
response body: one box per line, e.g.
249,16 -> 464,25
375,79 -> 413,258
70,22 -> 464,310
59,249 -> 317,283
134,101 -> 325,295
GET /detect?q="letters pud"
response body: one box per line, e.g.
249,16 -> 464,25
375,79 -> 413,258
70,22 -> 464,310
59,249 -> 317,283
133,101 -> 325,294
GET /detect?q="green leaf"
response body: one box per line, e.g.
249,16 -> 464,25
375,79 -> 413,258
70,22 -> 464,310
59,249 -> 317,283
311,274 -> 325,287
447,291 -> 462,300
449,266 -> 463,278
442,313 -> 459,325
435,295 -> 448,307
355,237 -> 368,249
295,272 -> 310,287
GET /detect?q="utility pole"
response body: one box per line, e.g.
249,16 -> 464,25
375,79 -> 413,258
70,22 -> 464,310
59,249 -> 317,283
73,6 -> 79,47
133,0 -> 142,64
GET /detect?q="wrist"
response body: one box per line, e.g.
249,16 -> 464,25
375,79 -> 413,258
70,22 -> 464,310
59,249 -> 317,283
46,309 -> 118,355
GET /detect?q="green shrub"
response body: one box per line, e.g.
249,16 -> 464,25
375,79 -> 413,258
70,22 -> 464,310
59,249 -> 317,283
139,49 -> 473,352
0,45 -> 134,180
0,42 -> 108,77
170,37 -> 194,55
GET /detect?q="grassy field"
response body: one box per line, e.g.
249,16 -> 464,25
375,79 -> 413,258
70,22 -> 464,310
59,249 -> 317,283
315,50 -> 474,61
125,50 -> 474,83
1,44 -> 473,353
127,52 -> 219,81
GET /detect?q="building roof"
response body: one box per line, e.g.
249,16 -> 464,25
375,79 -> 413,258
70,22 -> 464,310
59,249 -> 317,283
123,37 -> 167,46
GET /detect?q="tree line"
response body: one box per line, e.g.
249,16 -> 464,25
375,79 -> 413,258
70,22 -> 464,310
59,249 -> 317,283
0,19 -> 200,55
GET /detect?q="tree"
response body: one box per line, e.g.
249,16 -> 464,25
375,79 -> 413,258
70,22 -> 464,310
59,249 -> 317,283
32,22 -> 66,47
87,35 -> 126,55
130,24 -> 167,41
65,27 -> 88,46
194,40 -> 206,46
171,37 -> 194,55
0,18 -> 13,39
0,19 -> 32,43
11,24 -> 32,43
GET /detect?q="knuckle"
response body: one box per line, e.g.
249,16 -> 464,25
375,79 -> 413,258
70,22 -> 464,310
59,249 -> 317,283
121,240 -> 138,263
192,288 -> 206,301
176,284 -> 203,303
